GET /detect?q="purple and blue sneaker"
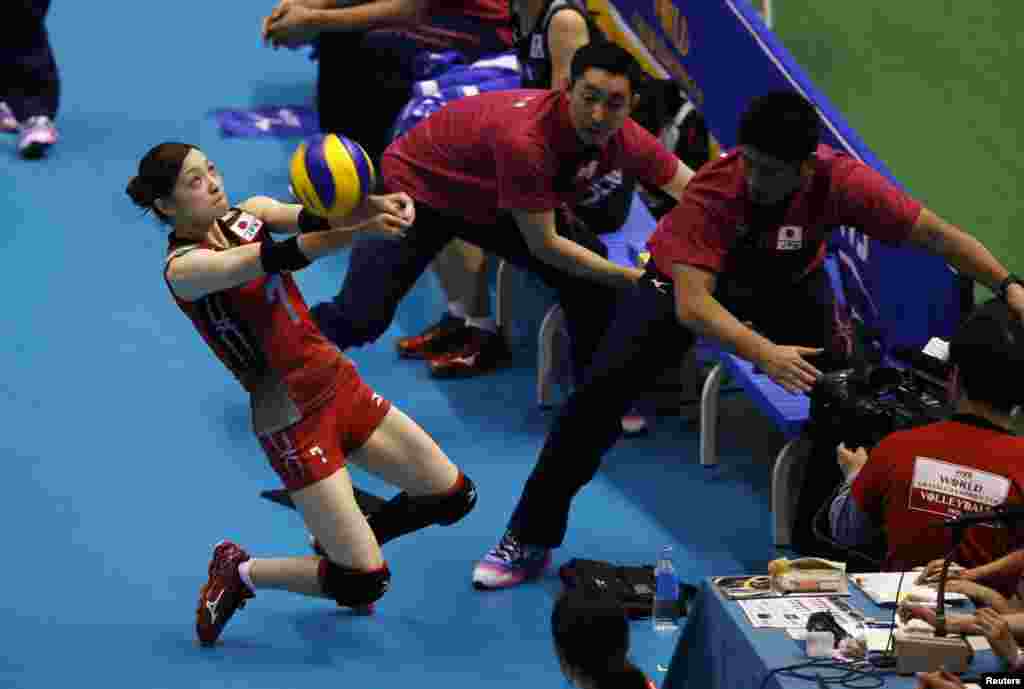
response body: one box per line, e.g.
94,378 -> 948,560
472,531 -> 551,590
18,116 -> 58,159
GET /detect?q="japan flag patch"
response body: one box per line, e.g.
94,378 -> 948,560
776,225 -> 803,251
227,212 -> 263,242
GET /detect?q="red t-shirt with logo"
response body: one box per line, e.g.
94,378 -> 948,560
851,416 -> 1024,596
646,144 -> 921,282
382,89 -> 679,225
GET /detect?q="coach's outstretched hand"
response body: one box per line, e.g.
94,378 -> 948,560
758,344 -> 822,394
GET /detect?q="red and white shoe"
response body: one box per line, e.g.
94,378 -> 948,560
427,327 -> 511,378
195,540 -> 254,646
395,314 -> 471,360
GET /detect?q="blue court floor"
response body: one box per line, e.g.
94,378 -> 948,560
2,3 -> 783,687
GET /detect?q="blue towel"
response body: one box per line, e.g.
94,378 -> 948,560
412,50 -> 467,79
390,96 -> 447,141
427,75 -> 522,100
412,65 -> 520,98
213,105 -> 320,138
391,51 -> 521,141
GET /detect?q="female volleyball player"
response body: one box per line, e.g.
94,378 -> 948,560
127,142 -> 478,646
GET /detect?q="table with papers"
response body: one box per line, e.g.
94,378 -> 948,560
662,577 -> 1006,689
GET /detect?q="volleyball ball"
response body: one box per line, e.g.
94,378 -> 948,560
289,133 -> 376,219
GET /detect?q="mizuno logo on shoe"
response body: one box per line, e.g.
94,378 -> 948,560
448,354 -> 478,367
206,589 -> 225,624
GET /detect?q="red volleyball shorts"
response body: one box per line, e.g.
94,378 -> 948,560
258,368 -> 392,491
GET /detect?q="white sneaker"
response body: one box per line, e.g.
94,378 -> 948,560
0,102 -> 17,133
621,407 -> 648,436
18,115 -> 58,158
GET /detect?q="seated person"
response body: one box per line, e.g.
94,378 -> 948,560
264,0 -> 515,379
397,0 -> 687,380
400,78 -> 686,380
262,0 -> 514,163
552,590 -> 657,689
831,299 -> 1024,599
310,42 -> 693,396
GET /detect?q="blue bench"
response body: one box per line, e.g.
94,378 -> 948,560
699,349 -> 810,546
699,251 -> 848,546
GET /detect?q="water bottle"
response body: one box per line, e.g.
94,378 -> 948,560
653,545 -> 680,632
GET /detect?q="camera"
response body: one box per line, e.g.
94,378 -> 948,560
809,367 -> 947,450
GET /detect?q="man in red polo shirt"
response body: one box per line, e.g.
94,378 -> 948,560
831,299 -> 1024,597
310,41 -> 693,382
471,90 -> 1024,590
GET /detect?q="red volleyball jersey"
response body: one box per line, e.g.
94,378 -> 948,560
164,209 -> 343,434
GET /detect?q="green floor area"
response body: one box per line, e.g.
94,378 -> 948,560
774,2 -> 1024,283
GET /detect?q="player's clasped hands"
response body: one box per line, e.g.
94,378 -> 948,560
759,344 -> 823,394
358,210 -> 412,240
367,192 -> 416,225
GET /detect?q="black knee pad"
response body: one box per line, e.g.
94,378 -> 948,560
367,473 -> 477,545
424,473 -> 477,526
318,560 -> 391,608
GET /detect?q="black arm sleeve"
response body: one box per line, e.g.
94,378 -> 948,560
297,208 -> 332,233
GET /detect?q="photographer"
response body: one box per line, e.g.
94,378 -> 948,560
830,300 -> 1024,596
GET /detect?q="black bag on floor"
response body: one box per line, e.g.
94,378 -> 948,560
558,558 -> 694,620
